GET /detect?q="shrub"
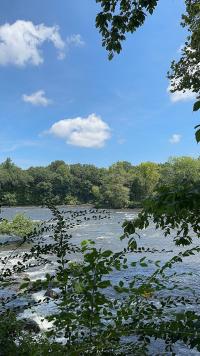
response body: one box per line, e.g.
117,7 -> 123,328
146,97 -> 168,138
0,214 -> 38,238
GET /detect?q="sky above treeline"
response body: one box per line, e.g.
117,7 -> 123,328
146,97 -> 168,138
0,0 -> 199,168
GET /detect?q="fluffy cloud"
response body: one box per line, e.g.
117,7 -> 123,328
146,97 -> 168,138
22,90 -> 52,106
47,114 -> 111,148
0,20 -> 84,66
169,134 -> 182,144
167,83 -> 196,103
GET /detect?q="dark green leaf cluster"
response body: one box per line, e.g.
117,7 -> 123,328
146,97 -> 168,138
124,180 -> 200,246
167,0 -> 200,141
96,0 -> 159,59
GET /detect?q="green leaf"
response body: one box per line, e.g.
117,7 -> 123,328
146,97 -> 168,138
98,280 -> 111,288
193,101 -> 200,111
195,129 -> 200,143
101,250 -> 112,258
114,285 -> 123,293
131,261 -> 137,267
81,239 -> 90,247
119,280 -> 124,287
140,262 -> 148,267
19,282 -> 29,290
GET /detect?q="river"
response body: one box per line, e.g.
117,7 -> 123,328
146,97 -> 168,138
0,206 -> 200,355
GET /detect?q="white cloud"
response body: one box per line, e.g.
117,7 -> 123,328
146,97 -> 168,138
169,134 -> 182,144
66,34 -> 85,48
22,90 -> 52,106
47,113 -> 111,148
0,20 -> 84,66
167,82 -> 196,103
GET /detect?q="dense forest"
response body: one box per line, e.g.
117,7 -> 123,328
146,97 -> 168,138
0,156 -> 200,208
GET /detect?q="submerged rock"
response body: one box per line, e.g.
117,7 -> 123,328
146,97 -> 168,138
22,318 -> 40,333
44,287 -> 59,299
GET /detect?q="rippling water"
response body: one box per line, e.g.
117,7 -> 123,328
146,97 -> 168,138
1,206 -> 200,355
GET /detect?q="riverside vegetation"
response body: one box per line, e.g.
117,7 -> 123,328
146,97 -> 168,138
1,156 -> 200,208
0,214 -> 38,239
1,205 -> 200,355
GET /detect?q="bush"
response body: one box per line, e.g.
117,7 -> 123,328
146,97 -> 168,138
1,193 -> 17,206
65,194 -> 79,205
0,214 -> 38,238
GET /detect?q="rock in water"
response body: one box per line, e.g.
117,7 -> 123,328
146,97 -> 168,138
22,318 -> 40,333
44,287 -> 59,299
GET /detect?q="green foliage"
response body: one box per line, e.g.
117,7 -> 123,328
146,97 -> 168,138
167,0 -> 200,141
0,213 -> 38,238
1,206 -> 200,354
65,194 -> 79,205
0,157 -> 200,208
160,156 -> 200,186
1,192 -> 17,206
123,180 -> 200,246
130,162 -> 160,201
97,180 -> 130,208
0,311 -> 64,356
96,1 -> 200,141
96,0 -> 159,60
0,311 -> 23,355
168,0 -> 200,95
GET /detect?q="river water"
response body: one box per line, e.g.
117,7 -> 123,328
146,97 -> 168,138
0,206 -> 200,355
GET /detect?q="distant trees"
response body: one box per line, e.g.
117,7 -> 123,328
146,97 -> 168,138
0,158 -> 32,205
96,177 -> 130,208
130,162 -> 160,202
0,157 -> 199,208
160,157 -> 200,186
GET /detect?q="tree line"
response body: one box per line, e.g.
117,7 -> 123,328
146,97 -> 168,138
0,156 -> 200,208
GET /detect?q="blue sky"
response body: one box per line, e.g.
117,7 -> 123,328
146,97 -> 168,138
0,0 -> 199,168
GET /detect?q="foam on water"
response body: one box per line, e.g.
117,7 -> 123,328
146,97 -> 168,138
18,290 -> 57,331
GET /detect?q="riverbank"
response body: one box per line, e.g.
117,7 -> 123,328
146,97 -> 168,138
0,202 -> 143,209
